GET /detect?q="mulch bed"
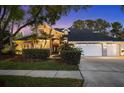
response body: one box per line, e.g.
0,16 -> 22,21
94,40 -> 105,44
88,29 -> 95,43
0,54 -> 45,62
3,55 -> 61,63
0,55 -> 64,64
9,55 -> 47,62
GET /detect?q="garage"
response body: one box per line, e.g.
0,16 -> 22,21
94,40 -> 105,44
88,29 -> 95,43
75,44 -> 102,56
107,44 -> 120,56
75,43 -> 120,56
68,29 -> 124,57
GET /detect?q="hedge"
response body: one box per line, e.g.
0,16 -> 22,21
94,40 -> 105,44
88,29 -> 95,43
60,48 -> 81,65
22,49 -> 50,59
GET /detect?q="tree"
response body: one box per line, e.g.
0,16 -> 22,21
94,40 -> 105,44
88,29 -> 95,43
71,19 -> 95,31
95,18 -> 110,33
71,20 -> 85,30
71,18 -> 110,34
120,5 -> 124,12
0,5 -> 25,54
15,32 -> 23,39
0,5 -> 91,54
85,19 -> 95,31
111,22 -> 123,38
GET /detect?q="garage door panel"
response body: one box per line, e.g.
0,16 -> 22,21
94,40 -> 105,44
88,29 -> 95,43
75,44 -> 102,56
107,44 -> 119,56
75,43 -> 120,56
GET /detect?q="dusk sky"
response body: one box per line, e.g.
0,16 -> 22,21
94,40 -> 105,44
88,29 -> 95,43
53,5 -> 124,28
21,5 -> 124,35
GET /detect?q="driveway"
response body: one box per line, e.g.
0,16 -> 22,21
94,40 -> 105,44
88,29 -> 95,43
80,57 -> 124,87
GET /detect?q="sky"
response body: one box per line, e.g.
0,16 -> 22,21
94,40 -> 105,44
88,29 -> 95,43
52,5 -> 124,28
20,5 -> 124,35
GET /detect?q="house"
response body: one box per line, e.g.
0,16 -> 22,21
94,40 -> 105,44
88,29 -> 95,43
67,28 -> 124,56
14,23 -> 64,54
15,24 -> 124,57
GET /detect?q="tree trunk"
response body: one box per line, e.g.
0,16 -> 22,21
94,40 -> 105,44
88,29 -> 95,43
0,41 -> 3,55
9,36 -> 13,52
0,28 -> 3,55
9,21 -> 14,53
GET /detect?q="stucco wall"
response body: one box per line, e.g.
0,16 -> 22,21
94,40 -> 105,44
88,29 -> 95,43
38,23 -> 63,39
14,39 -> 51,54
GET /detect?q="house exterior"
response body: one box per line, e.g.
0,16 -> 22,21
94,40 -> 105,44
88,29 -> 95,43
14,24 -> 124,57
67,28 -> 124,57
14,23 -> 64,54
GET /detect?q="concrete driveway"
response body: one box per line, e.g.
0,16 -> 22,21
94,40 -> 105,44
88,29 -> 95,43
80,57 -> 124,87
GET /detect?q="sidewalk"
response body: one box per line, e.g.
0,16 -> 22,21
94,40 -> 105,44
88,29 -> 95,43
0,70 -> 82,79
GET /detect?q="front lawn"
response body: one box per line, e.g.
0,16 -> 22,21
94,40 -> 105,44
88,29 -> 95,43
0,57 -> 78,70
0,75 -> 83,87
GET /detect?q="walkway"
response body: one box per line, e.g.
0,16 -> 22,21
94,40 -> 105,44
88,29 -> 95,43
0,70 -> 82,79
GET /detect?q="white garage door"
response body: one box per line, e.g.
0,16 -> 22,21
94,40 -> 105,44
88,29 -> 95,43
107,44 -> 120,56
75,44 -> 102,56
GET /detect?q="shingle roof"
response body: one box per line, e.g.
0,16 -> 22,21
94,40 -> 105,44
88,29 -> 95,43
16,35 -> 34,40
68,28 -> 124,41
17,28 -> 124,41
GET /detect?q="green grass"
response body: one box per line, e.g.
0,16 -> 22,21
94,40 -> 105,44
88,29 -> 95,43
0,59 -> 78,70
0,75 -> 83,87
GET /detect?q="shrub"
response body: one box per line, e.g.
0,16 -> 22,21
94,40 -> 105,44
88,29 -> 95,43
2,44 -> 15,56
59,43 -> 74,51
22,49 -> 50,59
60,43 -> 82,65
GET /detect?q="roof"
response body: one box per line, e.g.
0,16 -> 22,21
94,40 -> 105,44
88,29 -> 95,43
16,35 -> 34,40
16,34 -> 51,40
17,28 -> 124,41
68,28 -> 124,41
54,28 -> 64,32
